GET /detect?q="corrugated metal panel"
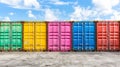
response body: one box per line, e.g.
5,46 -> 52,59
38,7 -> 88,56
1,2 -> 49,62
0,23 -> 11,50
109,22 -> 119,50
73,22 -> 84,50
97,21 -> 120,51
84,22 -> 95,50
48,22 -> 72,51
11,23 -> 22,50
23,22 -> 35,51
0,22 -> 22,51
97,22 -> 108,51
23,22 -> 47,51
60,22 -> 72,51
72,21 -> 96,51
48,22 -> 60,51
35,22 -> 46,51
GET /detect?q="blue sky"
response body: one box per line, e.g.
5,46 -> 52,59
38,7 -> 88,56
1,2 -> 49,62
0,0 -> 120,21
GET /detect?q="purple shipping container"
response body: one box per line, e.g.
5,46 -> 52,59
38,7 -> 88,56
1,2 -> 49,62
48,22 -> 72,51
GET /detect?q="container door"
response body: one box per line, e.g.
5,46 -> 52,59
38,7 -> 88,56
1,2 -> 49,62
60,22 -> 71,51
0,23 -> 10,50
84,22 -> 95,50
23,23 -> 34,51
97,22 -> 109,51
11,23 -> 22,50
109,22 -> 119,51
35,23 -> 46,51
73,22 -> 84,50
48,23 -> 59,51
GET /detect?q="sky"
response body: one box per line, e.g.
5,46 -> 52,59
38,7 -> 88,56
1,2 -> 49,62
0,0 -> 120,21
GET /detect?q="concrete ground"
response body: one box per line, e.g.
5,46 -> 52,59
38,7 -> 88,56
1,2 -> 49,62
0,52 -> 120,67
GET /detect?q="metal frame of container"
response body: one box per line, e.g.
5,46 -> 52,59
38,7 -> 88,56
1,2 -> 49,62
72,21 -> 96,51
0,21 -> 22,51
23,21 -> 47,51
96,21 -> 120,51
47,21 -> 72,52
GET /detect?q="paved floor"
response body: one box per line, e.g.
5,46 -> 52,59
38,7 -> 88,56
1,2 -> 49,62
0,52 -> 120,67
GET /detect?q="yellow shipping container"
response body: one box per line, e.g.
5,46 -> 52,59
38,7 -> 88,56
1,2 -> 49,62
23,22 -> 47,51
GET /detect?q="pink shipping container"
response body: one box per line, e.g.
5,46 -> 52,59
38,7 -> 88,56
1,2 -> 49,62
48,22 -> 72,51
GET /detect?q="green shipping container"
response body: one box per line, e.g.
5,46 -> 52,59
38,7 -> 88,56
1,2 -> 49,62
0,22 -> 22,51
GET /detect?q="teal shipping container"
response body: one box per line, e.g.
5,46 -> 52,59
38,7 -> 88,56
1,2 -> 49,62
0,22 -> 22,51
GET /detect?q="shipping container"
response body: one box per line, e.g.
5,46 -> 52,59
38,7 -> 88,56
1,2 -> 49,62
23,22 -> 46,51
48,22 -> 72,51
72,21 -> 96,51
0,22 -> 22,51
97,21 -> 120,51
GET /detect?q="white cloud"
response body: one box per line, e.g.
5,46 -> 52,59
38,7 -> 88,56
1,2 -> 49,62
50,0 -> 71,5
92,0 -> 120,20
44,9 -> 58,21
2,17 -> 11,21
0,0 -> 21,6
0,0 -> 40,10
70,0 -> 120,20
110,11 -> 120,20
28,10 -> 36,19
9,12 -> 14,15
24,0 -> 40,9
94,17 -> 102,20
92,0 -> 119,10
70,6 -> 92,20
92,0 -> 120,15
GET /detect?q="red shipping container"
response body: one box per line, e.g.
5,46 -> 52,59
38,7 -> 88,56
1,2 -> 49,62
97,21 -> 120,51
48,22 -> 72,51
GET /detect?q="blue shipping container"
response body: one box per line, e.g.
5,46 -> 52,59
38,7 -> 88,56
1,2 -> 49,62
72,21 -> 96,51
